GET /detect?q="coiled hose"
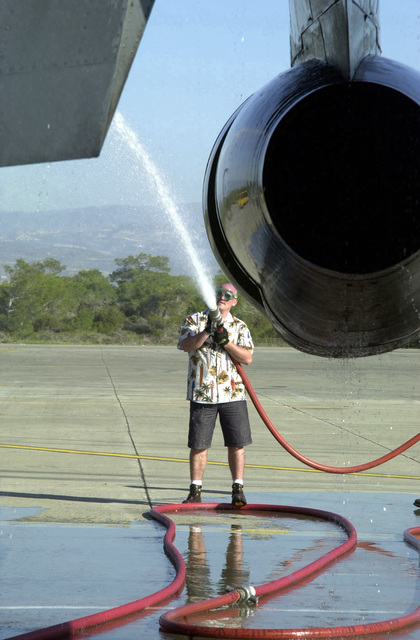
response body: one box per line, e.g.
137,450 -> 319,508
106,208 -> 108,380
158,504 -> 420,638
8,504 -> 420,639
6,363 -> 420,639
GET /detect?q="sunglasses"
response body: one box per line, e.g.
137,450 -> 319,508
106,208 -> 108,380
216,288 -> 237,301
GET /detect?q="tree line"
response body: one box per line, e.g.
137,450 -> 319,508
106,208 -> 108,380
0,253 -> 285,345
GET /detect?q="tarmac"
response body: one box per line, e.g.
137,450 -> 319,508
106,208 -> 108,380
0,344 -> 419,639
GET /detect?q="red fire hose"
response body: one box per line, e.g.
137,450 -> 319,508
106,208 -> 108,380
158,505 -> 420,638
235,360 -> 420,474
5,363 -> 420,639
7,504 -> 420,640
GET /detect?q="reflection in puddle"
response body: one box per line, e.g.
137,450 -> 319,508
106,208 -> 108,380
186,524 -> 250,602
357,540 -> 397,557
170,509 -> 420,637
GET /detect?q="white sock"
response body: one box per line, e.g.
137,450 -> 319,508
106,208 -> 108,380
233,479 -> 243,486
191,480 -> 202,486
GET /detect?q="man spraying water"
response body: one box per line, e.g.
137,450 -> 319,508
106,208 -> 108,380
177,283 -> 254,506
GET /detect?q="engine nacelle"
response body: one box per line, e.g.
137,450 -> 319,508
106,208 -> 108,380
204,56 -> 420,358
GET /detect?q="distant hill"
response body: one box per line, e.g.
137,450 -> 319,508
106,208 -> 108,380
0,203 -> 219,278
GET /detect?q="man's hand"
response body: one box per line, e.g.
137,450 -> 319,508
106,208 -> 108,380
213,325 -> 230,346
204,317 -> 212,335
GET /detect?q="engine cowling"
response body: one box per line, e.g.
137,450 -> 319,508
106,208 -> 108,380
204,55 -> 420,358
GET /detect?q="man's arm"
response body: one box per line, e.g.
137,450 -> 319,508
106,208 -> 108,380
224,341 -> 253,365
179,329 -> 211,353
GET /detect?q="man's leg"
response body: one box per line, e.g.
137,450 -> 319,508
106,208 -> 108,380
183,403 -> 217,503
190,448 -> 208,481
183,448 -> 208,503
229,446 -> 247,507
228,446 -> 245,481
220,401 -> 251,508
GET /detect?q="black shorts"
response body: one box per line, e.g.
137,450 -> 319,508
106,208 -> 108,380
188,400 -> 252,449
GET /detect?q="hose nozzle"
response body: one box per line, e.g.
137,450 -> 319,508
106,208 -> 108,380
209,306 -> 223,329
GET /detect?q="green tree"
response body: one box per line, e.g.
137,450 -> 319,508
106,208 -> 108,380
70,269 -> 123,333
72,269 -> 116,306
0,259 -> 71,335
0,253 -> 288,345
117,271 -> 201,340
110,253 -> 170,283
36,258 -> 66,275
94,306 -> 126,334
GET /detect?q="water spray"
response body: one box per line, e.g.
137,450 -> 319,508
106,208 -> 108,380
112,112 -> 217,313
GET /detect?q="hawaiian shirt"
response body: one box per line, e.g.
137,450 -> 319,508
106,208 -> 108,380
177,309 -> 254,404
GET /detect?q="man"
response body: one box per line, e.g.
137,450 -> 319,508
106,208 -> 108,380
177,283 -> 254,506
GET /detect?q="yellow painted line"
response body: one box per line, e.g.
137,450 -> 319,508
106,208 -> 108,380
0,443 -> 419,480
0,442 -> 190,463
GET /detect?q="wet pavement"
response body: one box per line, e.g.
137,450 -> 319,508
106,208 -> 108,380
0,345 -> 419,639
2,493 -> 420,639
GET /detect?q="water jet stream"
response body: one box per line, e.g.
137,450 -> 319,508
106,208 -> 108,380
112,112 -> 216,310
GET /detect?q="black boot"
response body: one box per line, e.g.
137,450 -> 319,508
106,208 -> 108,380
183,484 -> 202,503
232,483 -> 247,507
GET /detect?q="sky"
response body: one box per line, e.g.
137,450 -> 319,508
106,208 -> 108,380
0,0 -> 418,216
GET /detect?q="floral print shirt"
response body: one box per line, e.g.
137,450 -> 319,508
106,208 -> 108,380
177,309 -> 254,404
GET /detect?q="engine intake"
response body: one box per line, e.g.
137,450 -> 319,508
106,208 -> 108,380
204,56 -> 420,358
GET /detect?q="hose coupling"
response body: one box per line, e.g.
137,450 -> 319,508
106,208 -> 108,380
226,584 -> 257,605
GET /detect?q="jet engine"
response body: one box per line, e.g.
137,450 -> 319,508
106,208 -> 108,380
204,55 -> 420,357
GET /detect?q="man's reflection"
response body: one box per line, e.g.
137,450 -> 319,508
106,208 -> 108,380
185,524 -> 250,603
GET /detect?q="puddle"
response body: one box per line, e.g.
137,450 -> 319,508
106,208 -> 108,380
1,492 -> 420,640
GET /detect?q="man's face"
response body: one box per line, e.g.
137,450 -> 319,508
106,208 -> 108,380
216,286 -> 237,313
